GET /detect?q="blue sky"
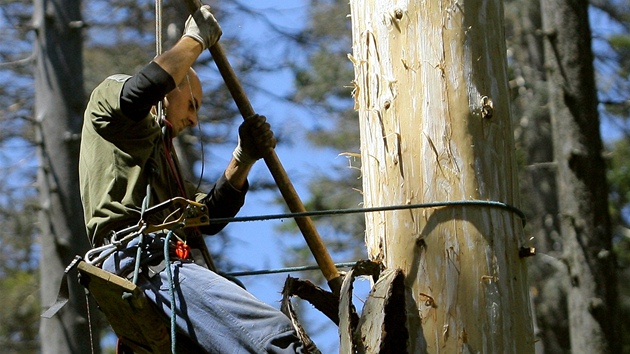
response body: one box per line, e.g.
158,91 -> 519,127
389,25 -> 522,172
195,1 -> 362,351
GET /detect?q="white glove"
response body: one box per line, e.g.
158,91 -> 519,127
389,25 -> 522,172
183,5 -> 222,50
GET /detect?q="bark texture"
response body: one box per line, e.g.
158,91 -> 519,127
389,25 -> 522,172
349,0 -> 534,352
504,1 -> 570,352
541,0 -> 620,352
34,0 -> 97,352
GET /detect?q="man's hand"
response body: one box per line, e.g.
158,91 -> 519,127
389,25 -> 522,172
233,114 -> 277,165
183,5 -> 222,51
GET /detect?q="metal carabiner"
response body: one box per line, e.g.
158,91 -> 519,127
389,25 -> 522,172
83,197 -> 209,265
84,224 -> 145,265
143,197 -> 209,233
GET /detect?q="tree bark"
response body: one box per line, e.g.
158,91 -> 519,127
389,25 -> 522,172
34,0 -> 98,352
349,0 -> 534,352
541,0 -> 620,352
504,1 -> 570,352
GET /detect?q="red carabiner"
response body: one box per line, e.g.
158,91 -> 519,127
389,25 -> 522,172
175,240 -> 190,259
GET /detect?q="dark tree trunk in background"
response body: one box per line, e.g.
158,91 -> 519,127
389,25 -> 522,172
541,0 -> 619,352
34,0 -> 99,352
504,1 -> 570,352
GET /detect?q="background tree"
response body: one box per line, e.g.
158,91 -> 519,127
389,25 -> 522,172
503,1 -> 569,352
541,0 -> 620,352
33,0 -> 96,352
1,0 -> 275,351
0,1 -> 46,352
591,3 -> 630,349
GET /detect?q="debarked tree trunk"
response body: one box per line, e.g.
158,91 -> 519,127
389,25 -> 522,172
348,0 -> 535,352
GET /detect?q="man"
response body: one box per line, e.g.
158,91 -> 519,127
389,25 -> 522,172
79,6 -> 304,353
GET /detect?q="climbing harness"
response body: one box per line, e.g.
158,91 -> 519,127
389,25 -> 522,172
41,198 -> 210,354
42,197 -> 210,312
83,197 -> 209,267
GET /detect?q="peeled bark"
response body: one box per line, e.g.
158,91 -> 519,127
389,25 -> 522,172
349,0 -> 534,352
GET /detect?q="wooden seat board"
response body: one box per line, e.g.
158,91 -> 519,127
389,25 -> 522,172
77,261 -> 170,353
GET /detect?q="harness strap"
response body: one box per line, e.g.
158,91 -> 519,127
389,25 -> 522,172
41,256 -> 83,318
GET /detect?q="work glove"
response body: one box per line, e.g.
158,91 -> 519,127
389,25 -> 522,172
183,5 -> 222,51
233,114 -> 277,165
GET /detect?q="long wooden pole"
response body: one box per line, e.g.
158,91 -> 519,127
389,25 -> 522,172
182,0 -> 342,295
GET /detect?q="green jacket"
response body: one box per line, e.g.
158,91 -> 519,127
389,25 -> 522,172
79,74 -> 245,246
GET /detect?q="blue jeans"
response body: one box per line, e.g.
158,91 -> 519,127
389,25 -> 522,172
103,235 -> 304,353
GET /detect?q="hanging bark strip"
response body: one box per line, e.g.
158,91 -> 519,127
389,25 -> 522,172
339,267 -> 423,353
181,0 -> 342,295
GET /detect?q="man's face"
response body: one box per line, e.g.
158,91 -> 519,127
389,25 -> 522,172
165,74 -> 202,136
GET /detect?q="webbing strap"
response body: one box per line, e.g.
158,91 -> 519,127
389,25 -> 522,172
41,256 -> 83,318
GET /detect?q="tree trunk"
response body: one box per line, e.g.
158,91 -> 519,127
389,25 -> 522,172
34,0 -> 98,352
504,1 -> 570,352
349,0 -> 534,352
541,0 -> 620,352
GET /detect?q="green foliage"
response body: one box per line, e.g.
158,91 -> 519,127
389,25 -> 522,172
598,22 -> 630,353
306,109 -> 359,151
0,270 -> 39,354
609,34 -> 630,77
292,0 -> 354,110
607,137 -> 630,306
293,49 -> 354,105
608,139 -> 630,227
281,0 -> 366,279
0,195 -> 40,353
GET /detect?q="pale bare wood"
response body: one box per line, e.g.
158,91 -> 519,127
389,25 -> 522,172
348,0 -> 535,352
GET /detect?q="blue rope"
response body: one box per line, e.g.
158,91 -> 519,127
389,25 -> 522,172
131,184 -> 153,285
164,223 -> 184,354
207,199 -> 527,225
130,233 -> 144,285
225,262 -> 357,277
